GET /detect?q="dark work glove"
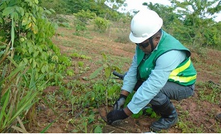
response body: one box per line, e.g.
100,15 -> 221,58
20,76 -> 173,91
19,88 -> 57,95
113,94 -> 127,110
107,109 -> 128,125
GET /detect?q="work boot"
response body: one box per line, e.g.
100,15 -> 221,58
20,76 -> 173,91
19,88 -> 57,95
150,100 -> 178,132
215,113 -> 221,122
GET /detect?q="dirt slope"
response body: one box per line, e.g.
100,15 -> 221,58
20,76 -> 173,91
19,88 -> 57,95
30,27 -> 221,133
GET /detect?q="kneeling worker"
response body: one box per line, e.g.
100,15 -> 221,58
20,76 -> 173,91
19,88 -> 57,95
107,9 -> 197,132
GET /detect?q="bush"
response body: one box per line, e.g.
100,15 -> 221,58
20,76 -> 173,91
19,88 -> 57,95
73,10 -> 96,35
93,17 -> 110,33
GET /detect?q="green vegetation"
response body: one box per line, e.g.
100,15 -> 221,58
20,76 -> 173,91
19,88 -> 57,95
0,0 -> 71,132
0,0 -> 221,133
197,81 -> 221,104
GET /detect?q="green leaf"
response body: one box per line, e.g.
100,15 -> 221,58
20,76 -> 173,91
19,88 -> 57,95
34,0 -> 39,4
89,66 -> 103,79
94,125 -> 102,133
7,56 -> 18,67
29,69 -> 36,89
5,65 -> 24,81
103,63 -> 108,68
0,90 -> 10,127
15,7 -> 24,16
23,58 -> 28,64
111,65 -> 121,73
45,10 -> 52,15
102,53 -> 107,61
11,12 -> 19,21
145,107 -> 153,115
132,110 -> 143,119
40,121 -> 54,133
28,46 -> 34,54
2,7 -> 14,16
33,51 -> 39,57
0,51 -> 5,57
9,91 -> 38,124
150,112 -> 157,118
41,66 -> 45,73
49,8 -> 56,13
22,15 -> 29,26
11,18 -> 15,47
104,67 -> 111,78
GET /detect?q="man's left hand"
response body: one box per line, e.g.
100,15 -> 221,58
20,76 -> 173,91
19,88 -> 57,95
107,109 -> 128,125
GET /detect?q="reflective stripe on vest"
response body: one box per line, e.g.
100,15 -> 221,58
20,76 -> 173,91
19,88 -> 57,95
170,57 -> 191,76
169,57 -> 196,83
169,75 -> 197,83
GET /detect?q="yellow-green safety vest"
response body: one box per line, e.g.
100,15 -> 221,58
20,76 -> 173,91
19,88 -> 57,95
136,30 -> 197,86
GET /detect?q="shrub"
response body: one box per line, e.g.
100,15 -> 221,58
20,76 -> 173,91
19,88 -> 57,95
73,10 -> 96,35
93,17 -> 110,33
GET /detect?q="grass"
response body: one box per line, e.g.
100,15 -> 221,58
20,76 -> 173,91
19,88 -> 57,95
197,81 -> 221,104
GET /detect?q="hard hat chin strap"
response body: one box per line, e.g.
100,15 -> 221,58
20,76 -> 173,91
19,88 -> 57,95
149,29 -> 162,52
149,37 -> 154,52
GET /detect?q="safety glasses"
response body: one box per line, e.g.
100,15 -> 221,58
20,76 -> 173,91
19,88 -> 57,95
136,41 -> 150,48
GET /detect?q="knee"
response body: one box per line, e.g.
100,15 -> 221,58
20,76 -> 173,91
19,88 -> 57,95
150,97 -> 168,106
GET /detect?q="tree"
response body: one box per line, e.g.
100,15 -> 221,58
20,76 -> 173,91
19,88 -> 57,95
169,0 -> 221,47
144,2 -> 182,34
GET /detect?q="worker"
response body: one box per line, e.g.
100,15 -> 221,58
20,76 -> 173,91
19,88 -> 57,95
106,9 -> 197,132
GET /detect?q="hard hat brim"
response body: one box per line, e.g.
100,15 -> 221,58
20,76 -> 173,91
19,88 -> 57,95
129,32 -> 148,44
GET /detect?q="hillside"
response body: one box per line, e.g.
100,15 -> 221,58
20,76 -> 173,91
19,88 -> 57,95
29,22 -> 221,133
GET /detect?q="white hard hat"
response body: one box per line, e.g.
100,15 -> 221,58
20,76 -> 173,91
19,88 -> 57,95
129,9 -> 163,43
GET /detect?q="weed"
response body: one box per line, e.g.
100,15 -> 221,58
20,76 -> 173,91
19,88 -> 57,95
93,125 -> 103,133
197,81 -> 221,104
78,61 -> 84,67
66,69 -> 74,76
71,52 -> 92,60
68,113 -> 96,133
93,17 -> 110,33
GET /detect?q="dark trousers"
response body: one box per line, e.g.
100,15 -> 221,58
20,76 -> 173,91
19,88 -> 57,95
134,81 -> 195,106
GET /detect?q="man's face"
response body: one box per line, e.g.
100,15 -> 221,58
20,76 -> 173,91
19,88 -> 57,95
137,34 -> 161,54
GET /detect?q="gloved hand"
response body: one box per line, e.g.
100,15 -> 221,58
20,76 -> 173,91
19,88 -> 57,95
114,94 -> 127,110
107,109 -> 128,125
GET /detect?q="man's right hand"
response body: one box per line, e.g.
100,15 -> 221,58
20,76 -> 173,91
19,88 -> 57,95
107,109 -> 128,125
113,94 -> 127,110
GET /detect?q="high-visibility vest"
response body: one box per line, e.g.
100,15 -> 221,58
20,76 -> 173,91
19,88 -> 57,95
136,30 -> 197,86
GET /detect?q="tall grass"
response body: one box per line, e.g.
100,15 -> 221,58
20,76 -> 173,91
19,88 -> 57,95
0,42 -> 45,132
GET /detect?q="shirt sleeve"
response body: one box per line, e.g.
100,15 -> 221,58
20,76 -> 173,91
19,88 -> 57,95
127,50 -> 186,114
